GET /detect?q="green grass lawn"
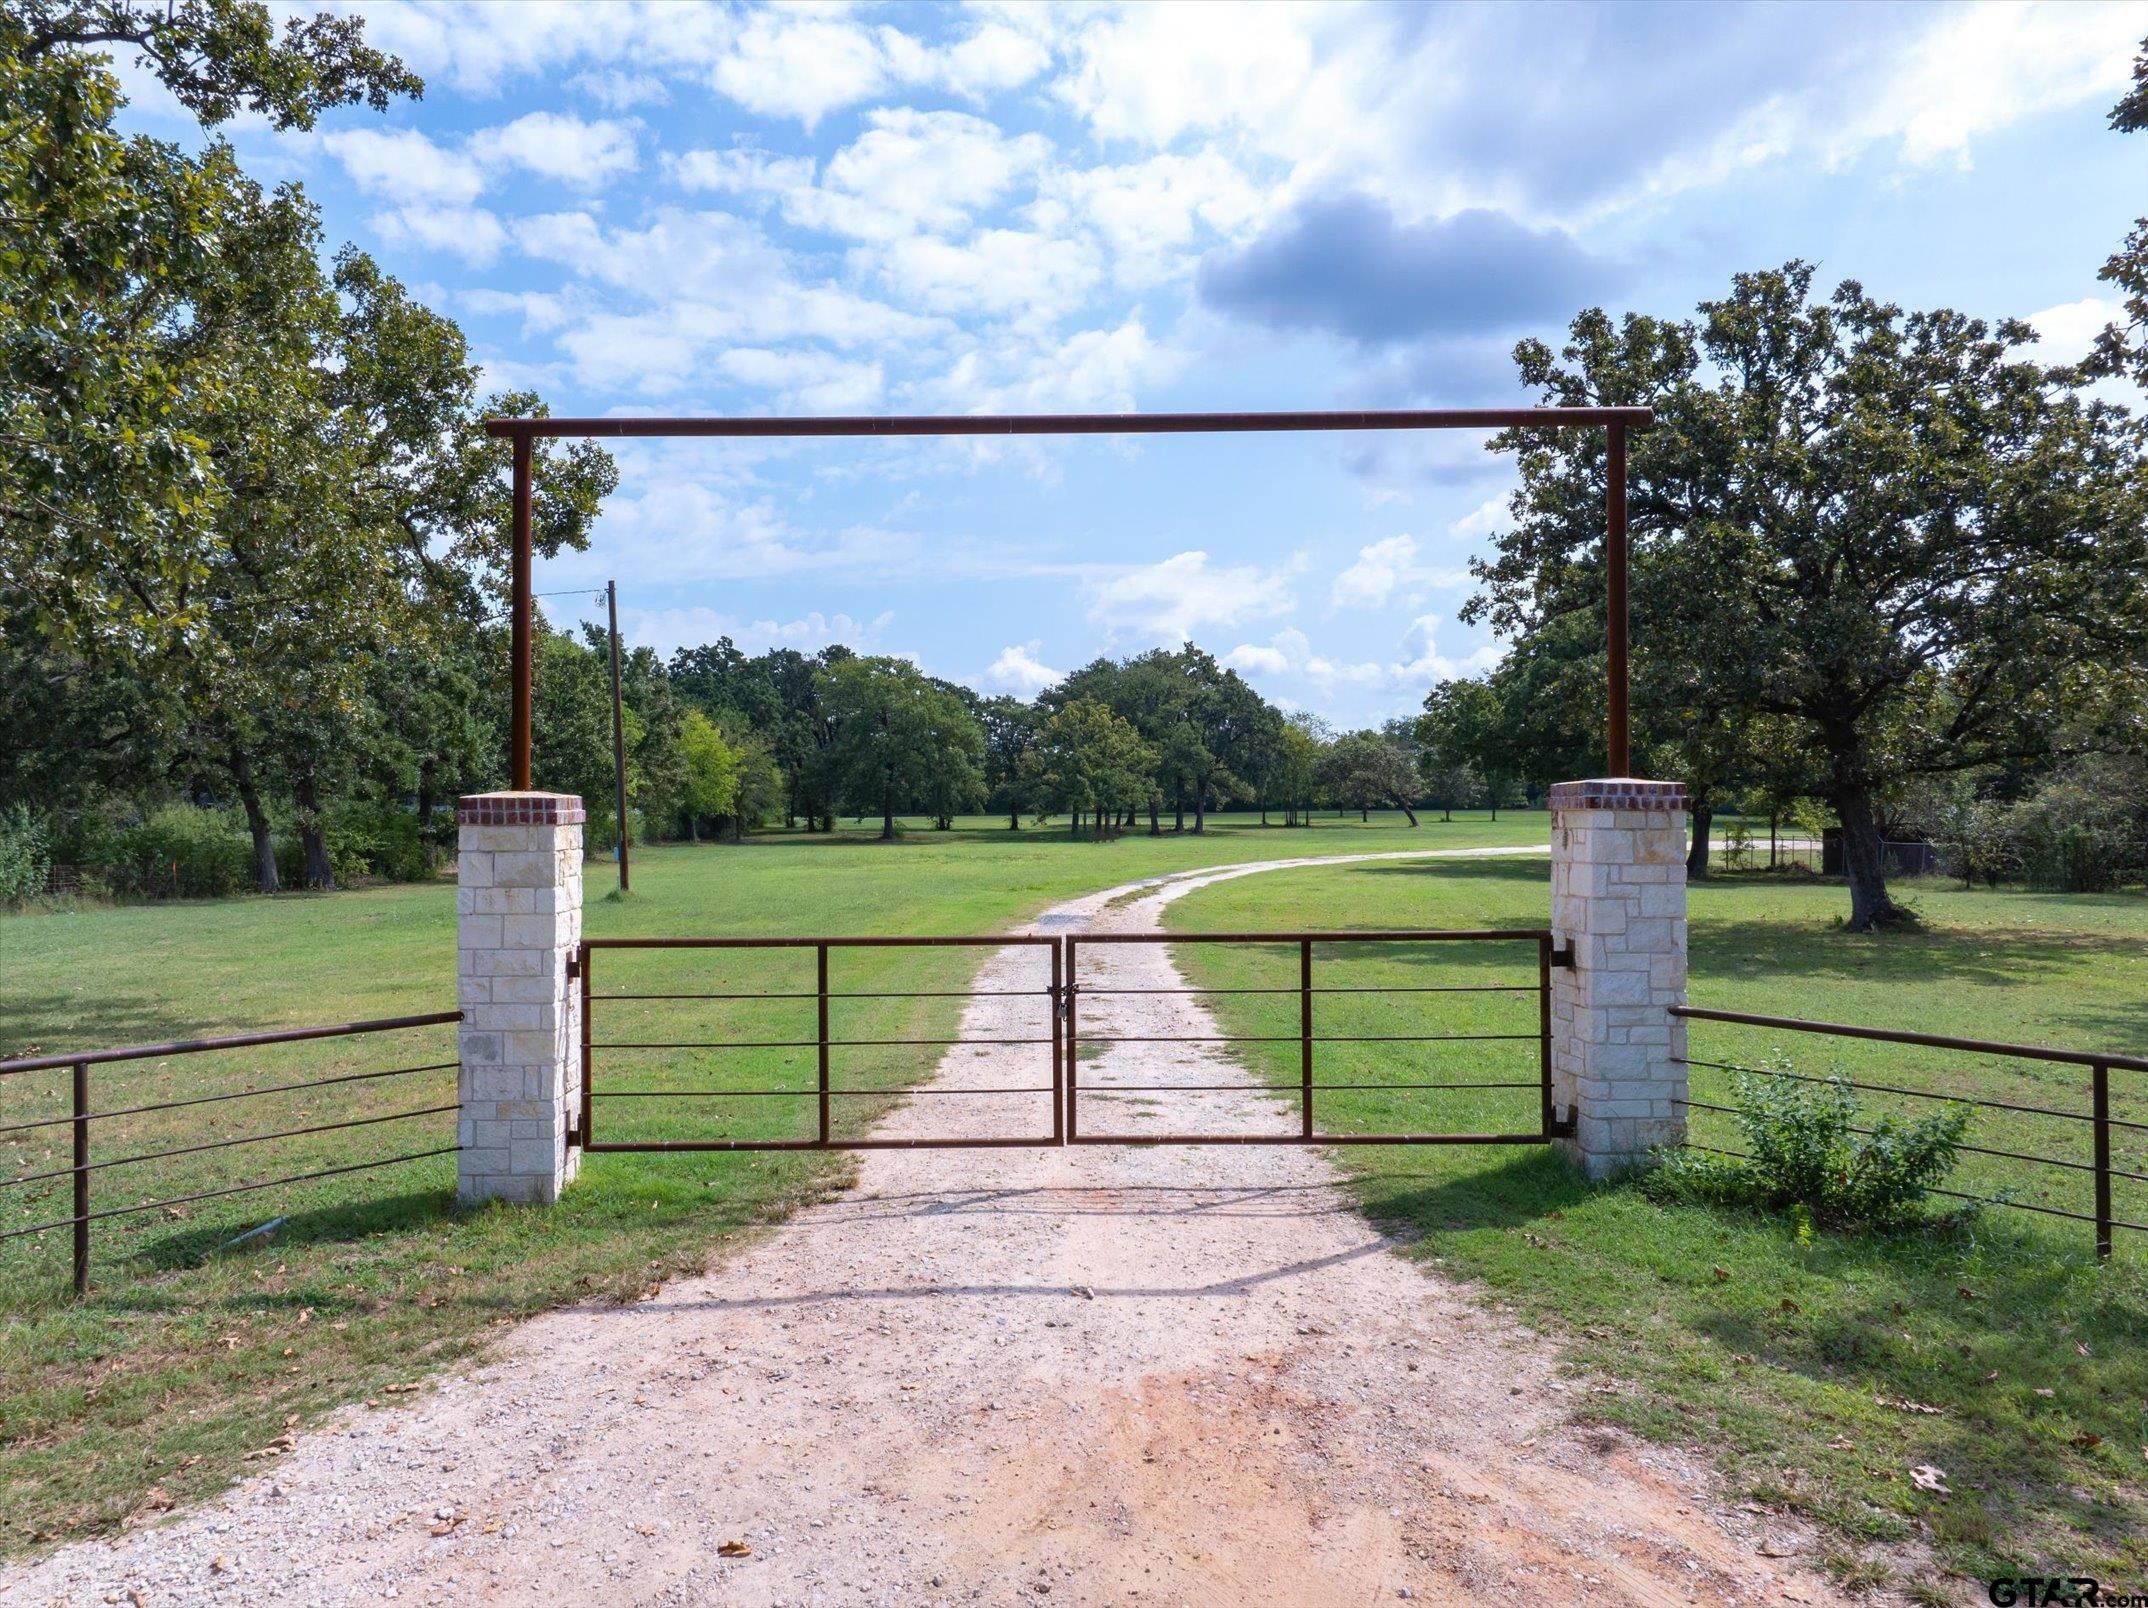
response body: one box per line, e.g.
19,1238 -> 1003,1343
1163,859 -> 2148,1588
0,808 -> 1537,1552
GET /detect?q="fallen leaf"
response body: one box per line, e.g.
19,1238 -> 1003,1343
1910,1464 -> 1951,1495
2073,1433 -> 2103,1451
2076,1341 -> 2092,1357
1779,1298 -> 1801,1315
2035,1388 -> 2056,1399
1712,1266 -> 1731,1282
719,1539 -> 751,1558
1876,1396 -> 1943,1416
1956,1286 -> 1976,1302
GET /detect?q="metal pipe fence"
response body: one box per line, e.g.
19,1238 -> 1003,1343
1670,1005 -> 2148,1256
0,1012 -> 462,1295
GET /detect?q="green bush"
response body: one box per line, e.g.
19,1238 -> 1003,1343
99,806 -> 254,899
0,804 -> 51,904
1644,1059 -> 1972,1230
275,801 -> 431,886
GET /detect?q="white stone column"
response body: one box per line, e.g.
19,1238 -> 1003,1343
1548,778 -> 1690,1179
455,792 -> 584,1204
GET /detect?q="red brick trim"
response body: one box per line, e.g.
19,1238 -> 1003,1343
1547,779 -> 1690,813
456,792 -> 587,826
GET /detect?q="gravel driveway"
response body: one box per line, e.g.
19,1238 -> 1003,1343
4,848 -> 1830,1606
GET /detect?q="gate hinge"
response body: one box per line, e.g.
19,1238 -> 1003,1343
1049,983 -> 1072,1020
1549,945 -> 1576,970
565,953 -> 582,981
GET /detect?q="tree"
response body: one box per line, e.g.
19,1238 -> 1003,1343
1419,680 -> 1522,821
820,657 -> 984,840
2093,38 -> 2148,387
1470,264 -> 2148,929
1272,713 -> 1327,826
677,710 -> 739,841
980,695 -> 1042,829
1321,731 -> 1421,825
1028,699 -> 1157,839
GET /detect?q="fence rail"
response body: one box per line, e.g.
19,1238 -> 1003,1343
1671,1005 -> 2147,1257
0,1011 -> 462,1294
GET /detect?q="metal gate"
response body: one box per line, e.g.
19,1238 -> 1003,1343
571,930 -> 1567,1151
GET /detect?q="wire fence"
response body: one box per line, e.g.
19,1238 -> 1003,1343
1671,1006 -> 2147,1257
0,1012 -> 462,1295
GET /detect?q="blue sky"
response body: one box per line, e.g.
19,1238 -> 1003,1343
118,1 -> 2147,725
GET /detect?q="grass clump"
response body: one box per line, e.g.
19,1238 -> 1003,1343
1643,1061 -> 1973,1231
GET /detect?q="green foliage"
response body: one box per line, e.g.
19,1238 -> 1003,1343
101,806 -> 253,899
0,804 -> 50,904
1026,698 -> 1157,835
270,801 -> 429,886
1471,261 -> 2148,931
1642,1062 -> 1973,1230
678,709 -> 741,832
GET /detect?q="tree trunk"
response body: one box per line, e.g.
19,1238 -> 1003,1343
1174,794 -> 1185,832
1148,802 -> 1160,836
1193,785 -> 1206,834
1398,801 -> 1419,827
1686,800 -> 1713,880
415,759 -> 436,867
1009,804 -> 1019,830
229,749 -> 278,894
1360,805 -> 1368,822
294,772 -> 334,890
1835,784 -> 1912,931
687,810 -> 699,843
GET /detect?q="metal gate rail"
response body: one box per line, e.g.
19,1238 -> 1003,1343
574,931 -> 1567,1151
1065,930 -> 1569,1145
574,935 -> 1061,1151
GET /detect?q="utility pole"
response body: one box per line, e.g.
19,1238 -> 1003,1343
608,579 -> 629,893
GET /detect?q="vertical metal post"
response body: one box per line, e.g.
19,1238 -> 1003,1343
578,943 -> 593,1149
510,430 -> 534,792
816,944 -> 831,1146
608,580 -> 629,893
1299,940 -> 1314,1139
1065,939 -> 1080,1142
1538,937 -> 1556,1136
1605,421 -> 1630,778
2093,1061 -> 2113,1259
71,1060 -> 89,1298
1049,940 -> 1064,1145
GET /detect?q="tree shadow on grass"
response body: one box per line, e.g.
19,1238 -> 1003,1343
120,1185 -> 464,1280
1344,1147 -> 1589,1238
0,991 -> 225,1060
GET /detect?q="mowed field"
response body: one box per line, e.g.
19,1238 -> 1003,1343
0,811 -> 1530,1550
1164,858 -> 2148,1584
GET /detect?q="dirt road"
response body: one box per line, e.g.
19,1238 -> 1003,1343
5,849 -> 1831,1605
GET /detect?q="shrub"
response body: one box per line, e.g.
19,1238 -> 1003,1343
1644,1059 -> 1972,1230
0,804 -> 51,905
275,801 -> 432,886
99,806 -> 254,899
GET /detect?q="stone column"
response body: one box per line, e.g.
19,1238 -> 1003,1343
1547,778 -> 1690,1179
455,792 -> 584,1204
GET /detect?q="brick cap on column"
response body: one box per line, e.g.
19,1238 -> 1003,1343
457,791 -> 587,826
1547,778 -> 1690,813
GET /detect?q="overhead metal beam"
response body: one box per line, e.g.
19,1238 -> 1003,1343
495,406 -> 1653,793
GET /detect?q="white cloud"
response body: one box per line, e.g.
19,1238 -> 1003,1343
1222,614 -> 1500,692
373,204 -> 509,266
668,144 -> 817,203
1086,550 -> 1296,643
1038,151 -> 1266,286
705,11 -> 1049,129
622,606 -> 893,657
320,127 -> 485,206
569,69 -> 669,110
1328,533 -> 1466,611
792,109 -> 1050,242
716,347 -> 886,412
872,228 -> 1101,321
1450,495 -> 1509,540
987,641 -> 1065,695
467,111 -> 639,186
2025,296 -> 2121,364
